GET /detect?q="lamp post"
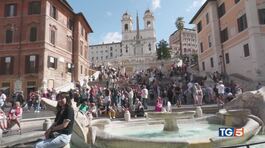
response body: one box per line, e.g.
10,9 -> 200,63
71,64 -> 75,83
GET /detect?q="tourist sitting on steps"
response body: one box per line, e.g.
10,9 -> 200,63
134,98 -> 144,118
79,100 -> 89,114
89,103 -> 98,118
97,97 -> 106,116
35,92 -> 74,148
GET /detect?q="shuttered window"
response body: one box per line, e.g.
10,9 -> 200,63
0,56 -> 14,75
25,55 -> 39,73
48,56 -> 57,69
28,1 -> 41,15
30,27 -> 37,42
5,4 -> 17,17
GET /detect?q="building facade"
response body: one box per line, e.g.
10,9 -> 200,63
89,10 -> 157,70
169,28 -> 198,56
190,0 -> 265,81
0,0 -> 92,97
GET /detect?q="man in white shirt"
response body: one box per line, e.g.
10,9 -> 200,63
128,88 -> 134,109
141,85 -> 148,109
216,81 -> 225,107
0,90 -> 7,109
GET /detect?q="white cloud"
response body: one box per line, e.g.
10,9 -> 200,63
186,0 -> 206,12
152,0 -> 161,11
106,11 -> 112,16
103,32 -> 122,43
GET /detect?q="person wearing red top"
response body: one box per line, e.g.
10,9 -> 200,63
155,97 -> 163,112
6,101 -> 23,134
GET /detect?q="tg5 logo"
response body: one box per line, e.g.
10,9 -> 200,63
219,128 -> 244,137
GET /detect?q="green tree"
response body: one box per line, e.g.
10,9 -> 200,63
156,39 -> 171,60
175,17 -> 185,56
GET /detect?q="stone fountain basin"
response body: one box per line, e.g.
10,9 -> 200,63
93,113 -> 263,148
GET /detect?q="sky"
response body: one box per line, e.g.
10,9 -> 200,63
67,0 -> 206,45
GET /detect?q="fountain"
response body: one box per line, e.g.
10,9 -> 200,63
146,111 -> 195,131
39,87 -> 265,148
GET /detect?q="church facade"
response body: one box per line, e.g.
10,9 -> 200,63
89,10 -> 157,72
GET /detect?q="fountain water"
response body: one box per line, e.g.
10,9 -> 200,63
146,111 -> 195,131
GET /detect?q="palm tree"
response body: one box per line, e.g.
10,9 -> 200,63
175,17 -> 185,57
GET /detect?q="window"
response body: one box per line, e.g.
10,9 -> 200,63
235,0 -> 240,4
25,55 -> 39,73
67,37 -> 72,52
84,46 -> 88,59
258,9 -> 265,24
110,47 -> 113,51
28,1 -> 41,15
80,65 -> 83,74
106,56 -> 108,59
6,29 -> 13,43
124,24 -> 128,31
0,57 -> 14,75
200,42 -> 204,53
110,52 -> 113,57
50,4 -> 57,19
30,27 -> 37,42
81,27 -> 84,36
147,21 -> 151,28
197,21 -> 202,33
208,35 -> 212,48
67,18 -> 74,30
237,14 -> 248,32
66,63 -> 72,73
220,28 -> 228,43
148,43 -> 152,51
210,57 -> 214,68
5,4 -> 17,17
92,57 -> 94,61
206,13 -> 209,24
80,41 -> 83,56
243,44 -> 250,57
50,29 -> 56,44
202,62 -> 205,71
125,45 -> 128,53
225,53 -> 230,64
218,3 -> 226,18
48,56 -> 57,69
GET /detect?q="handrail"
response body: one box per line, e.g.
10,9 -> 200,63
220,140 -> 265,148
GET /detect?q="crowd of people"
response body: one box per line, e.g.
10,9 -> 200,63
0,63 -> 264,138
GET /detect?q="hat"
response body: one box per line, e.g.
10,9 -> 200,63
219,81 -> 223,84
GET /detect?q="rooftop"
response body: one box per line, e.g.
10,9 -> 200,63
170,28 -> 196,37
189,0 -> 216,24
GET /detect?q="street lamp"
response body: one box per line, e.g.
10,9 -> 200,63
71,64 -> 75,82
